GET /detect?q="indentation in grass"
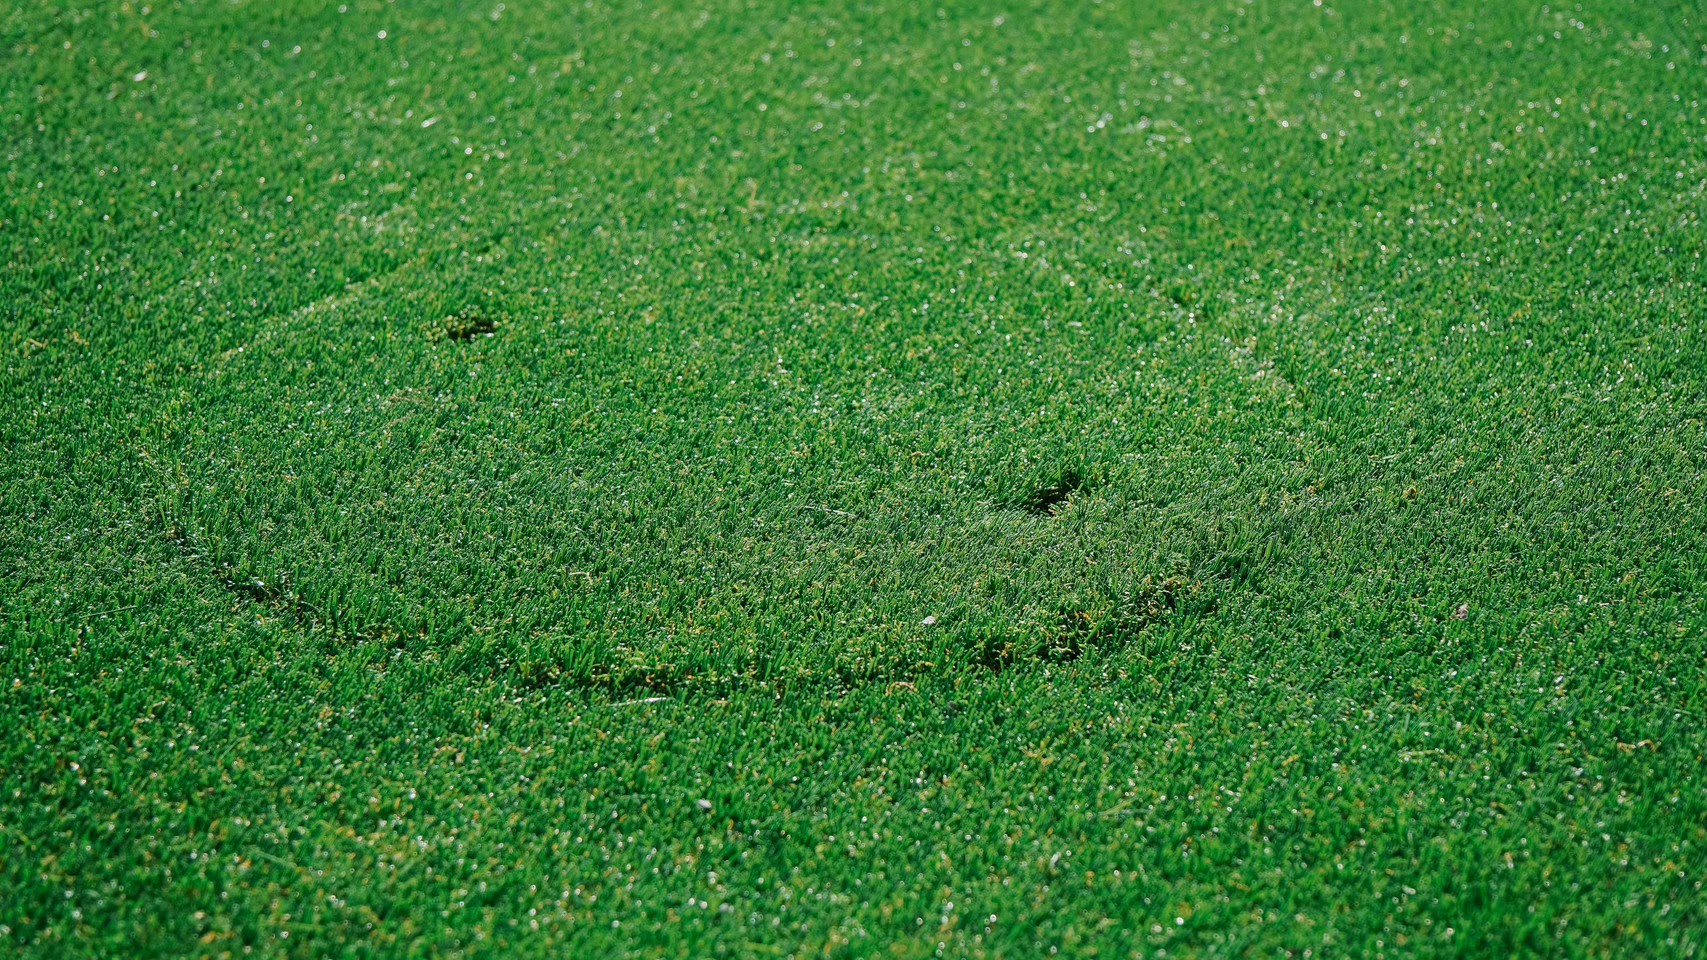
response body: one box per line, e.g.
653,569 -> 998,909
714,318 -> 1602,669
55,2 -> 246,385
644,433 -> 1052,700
1013,468 -> 1091,516
428,305 -> 496,342
167,514 -> 1201,697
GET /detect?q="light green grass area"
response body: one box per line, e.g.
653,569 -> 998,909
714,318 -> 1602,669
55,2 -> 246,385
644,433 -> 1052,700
4,0 -> 1706,955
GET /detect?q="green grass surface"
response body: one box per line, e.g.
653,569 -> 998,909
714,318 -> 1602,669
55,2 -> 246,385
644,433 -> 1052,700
4,0 -> 1706,955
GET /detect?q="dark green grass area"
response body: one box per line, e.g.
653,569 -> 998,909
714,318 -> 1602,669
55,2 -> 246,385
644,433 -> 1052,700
4,0 -> 1707,955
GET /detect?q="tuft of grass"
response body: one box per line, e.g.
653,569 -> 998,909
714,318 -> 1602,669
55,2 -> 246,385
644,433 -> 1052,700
974,575 -> 1199,670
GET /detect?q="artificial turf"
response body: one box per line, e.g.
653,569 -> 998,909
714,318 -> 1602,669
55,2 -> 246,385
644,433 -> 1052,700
3,0 -> 1706,955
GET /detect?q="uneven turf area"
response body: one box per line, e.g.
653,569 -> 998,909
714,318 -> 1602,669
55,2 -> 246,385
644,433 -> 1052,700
4,0 -> 1706,955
